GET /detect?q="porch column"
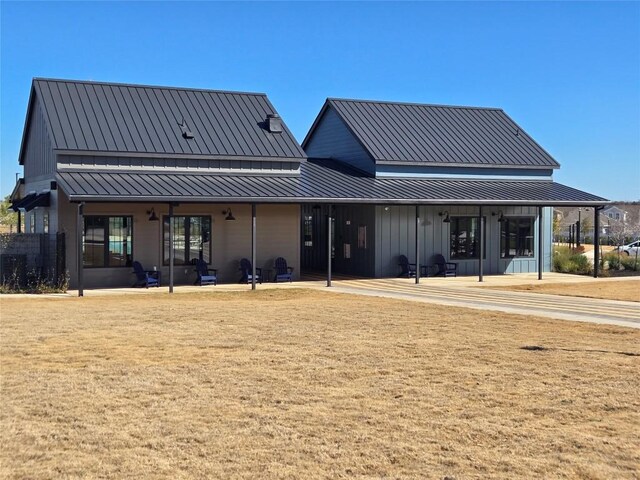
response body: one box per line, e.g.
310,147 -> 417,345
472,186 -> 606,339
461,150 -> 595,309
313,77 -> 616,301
77,202 -> 84,297
17,211 -> 21,233
168,203 -> 174,293
594,206 -> 602,278
251,203 -> 257,291
538,206 -> 543,280
327,205 -> 332,287
415,205 -> 420,284
478,206 -> 484,282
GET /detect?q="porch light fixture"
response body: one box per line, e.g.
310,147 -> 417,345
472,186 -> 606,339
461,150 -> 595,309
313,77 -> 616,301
492,210 -> 505,222
222,208 -> 236,221
439,211 -> 451,223
147,208 -> 159,221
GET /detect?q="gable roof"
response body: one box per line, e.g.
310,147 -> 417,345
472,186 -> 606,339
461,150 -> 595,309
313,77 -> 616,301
22,78 -> 306,163
303,98 -> 560,169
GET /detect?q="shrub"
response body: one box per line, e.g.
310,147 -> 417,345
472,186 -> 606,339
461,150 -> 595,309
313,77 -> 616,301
603,252 -> 621,270
620,255 -> 640,272
553,246 -> 593,275
0,268 -> 69,294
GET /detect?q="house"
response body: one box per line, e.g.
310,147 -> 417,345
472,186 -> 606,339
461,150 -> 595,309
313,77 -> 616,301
9,79 -> 609,292
602,205 -> 627,222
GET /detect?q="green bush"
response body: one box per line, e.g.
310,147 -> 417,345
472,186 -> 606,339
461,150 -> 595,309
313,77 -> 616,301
603,252 -> 621,270
620,255 -> 640,272
553,246 -> 593,275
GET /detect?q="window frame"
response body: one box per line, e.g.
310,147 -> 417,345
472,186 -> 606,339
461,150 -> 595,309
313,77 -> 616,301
449,216 -> 486,260
83,215 -> 134,268
500,216 -> 535,259
162,215 -> 212,266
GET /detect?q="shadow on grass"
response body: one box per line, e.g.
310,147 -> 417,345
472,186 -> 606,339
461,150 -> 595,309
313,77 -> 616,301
521,345 -> 639,357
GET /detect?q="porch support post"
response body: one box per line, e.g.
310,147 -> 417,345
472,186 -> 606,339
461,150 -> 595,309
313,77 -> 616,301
415,205 -> 420,284
478,206 -> 484,282
327,205 -> 332,287
169,202 -> 174,293
594,206 -> 602,278
538,206 -> 544,280
251,203 -> 257,291
77,202 -> 84,297
17,211 -> 21,233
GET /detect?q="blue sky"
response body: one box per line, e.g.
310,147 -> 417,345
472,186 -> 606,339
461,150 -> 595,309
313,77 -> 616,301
1,1 -> 639,200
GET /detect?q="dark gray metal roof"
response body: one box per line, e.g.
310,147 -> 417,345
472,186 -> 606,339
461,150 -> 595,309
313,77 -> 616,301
57,159 -> 607,206
303,98 -> 560,169
28,78 -> 306,161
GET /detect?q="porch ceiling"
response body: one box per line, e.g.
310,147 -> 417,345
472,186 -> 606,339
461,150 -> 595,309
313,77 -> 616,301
56,159 -> 609,206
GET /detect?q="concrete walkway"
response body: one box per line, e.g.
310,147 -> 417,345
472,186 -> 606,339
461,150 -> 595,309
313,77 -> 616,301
312,276 -> 640,329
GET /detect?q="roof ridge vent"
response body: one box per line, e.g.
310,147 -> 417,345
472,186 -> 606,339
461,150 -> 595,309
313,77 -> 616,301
266,113 -> 282,133
178,118 -> 194,139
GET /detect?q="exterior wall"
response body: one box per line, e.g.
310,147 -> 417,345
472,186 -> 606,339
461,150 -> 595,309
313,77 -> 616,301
58,192 -> 300,289
303,107 -> 375,174
375,205 -> 552,277
22,179 -> 59,235
22,96 -> 56,182
57,154 -> 301,174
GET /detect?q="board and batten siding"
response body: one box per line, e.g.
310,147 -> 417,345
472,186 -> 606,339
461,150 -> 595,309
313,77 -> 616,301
303,107 -> 375,174
23,96 -> 56,182
58,194 -> 300,288
375,205 -> 552,277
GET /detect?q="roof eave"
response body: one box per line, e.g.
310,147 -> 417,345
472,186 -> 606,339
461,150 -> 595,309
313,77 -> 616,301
375,160 -> 559,170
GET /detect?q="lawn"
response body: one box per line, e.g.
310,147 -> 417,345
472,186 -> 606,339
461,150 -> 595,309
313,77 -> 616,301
1,289 -> 639,479
487,279 -> 640,302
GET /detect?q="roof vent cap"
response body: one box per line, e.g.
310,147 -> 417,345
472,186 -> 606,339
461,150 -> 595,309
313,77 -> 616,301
178,118 -> 194,139
266,113 -> 282,133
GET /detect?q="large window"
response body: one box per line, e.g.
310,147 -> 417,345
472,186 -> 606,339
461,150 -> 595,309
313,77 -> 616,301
450,216 -> 485,259
303,215 -> 313,247
500,217 -> 534,258
83,216 -> 133,267
163,216 -> 211,265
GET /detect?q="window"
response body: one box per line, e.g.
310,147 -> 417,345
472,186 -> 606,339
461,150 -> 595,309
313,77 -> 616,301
358,225 -> 367,249
29,212 -> 35,233
500,217 -> 534,258
83,216 -> 133,267
163,216 -> 211,265
43,212 -> 49,233
615,213 -> 620,220
450,216 -> 485,259
303,215 -> 313,247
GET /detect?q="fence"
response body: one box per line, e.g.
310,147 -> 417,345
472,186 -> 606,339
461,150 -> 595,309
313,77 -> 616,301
0,233 -> 66,288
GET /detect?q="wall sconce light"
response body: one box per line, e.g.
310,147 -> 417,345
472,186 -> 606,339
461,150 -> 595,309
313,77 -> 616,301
147,208 -> 159,221
439,211 -> 451,223
222,208 -> 236,221
492,210 -> 505,222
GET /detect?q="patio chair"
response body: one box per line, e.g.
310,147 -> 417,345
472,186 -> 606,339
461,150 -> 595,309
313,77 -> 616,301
194,259 -> 217,286
274,257 -> 293,282
427,254 -> 457,277
132,261 -> 160,288
398,255 -> 417,278
239,258 -> 262,284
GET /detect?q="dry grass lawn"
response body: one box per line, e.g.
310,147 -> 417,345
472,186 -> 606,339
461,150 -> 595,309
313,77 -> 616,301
1,289 -> 639,479
488,279 -> 640,302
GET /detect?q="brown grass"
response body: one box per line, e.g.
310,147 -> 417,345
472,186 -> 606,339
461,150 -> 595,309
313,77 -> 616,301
1,290 -> 639,479
488,279 -> 640,302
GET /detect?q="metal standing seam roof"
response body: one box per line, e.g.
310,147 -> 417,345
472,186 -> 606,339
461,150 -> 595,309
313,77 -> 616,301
303,98 -> 561,169
22,78 -> 306,162
56,159 -> 608,206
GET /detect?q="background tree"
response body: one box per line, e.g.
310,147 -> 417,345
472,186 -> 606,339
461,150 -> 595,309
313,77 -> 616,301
0,196 -> 18,232
580,216 -> 593,243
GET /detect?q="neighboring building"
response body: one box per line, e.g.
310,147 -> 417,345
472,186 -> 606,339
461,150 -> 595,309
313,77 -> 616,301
10,79 -> 608,289
555,204 -> 640,243
602,205 -> 627,222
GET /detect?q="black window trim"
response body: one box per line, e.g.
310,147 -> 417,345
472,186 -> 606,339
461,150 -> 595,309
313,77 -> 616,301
162,215 -> 212,266
500,215 -> 536,259
83,215 -> 134,269
449,215 -> 487,260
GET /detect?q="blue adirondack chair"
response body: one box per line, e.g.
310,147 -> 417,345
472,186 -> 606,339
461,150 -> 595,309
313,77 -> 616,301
194,259 -> 217,286
398,255 -> 417,278
427,254 -> 457,277
274,257 -> 293,282
132,261 -> 160,288
239,258 -> 262,284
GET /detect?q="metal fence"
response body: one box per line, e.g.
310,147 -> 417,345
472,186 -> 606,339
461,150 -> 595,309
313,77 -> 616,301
0,233 -> 66,288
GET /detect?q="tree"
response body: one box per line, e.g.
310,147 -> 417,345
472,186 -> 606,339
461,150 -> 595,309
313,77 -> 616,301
0,196 -> 18,232
580,216 -> 593,241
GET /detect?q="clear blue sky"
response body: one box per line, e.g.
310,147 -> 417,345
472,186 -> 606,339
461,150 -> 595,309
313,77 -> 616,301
1,1 -> 639,200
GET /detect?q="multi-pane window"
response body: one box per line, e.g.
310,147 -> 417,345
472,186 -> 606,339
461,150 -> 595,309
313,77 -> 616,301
43,212 -> 49,233
163,216 -> 211,265
500,217 -> 535,258
83,216 -> 133,267
303,215 -> 313,247
450,216 -> 485,259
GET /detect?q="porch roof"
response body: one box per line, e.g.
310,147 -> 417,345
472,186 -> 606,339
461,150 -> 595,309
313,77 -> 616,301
57,159 -> 608,206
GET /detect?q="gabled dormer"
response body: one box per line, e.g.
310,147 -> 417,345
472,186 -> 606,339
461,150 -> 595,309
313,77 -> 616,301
302,98 -> 560,181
